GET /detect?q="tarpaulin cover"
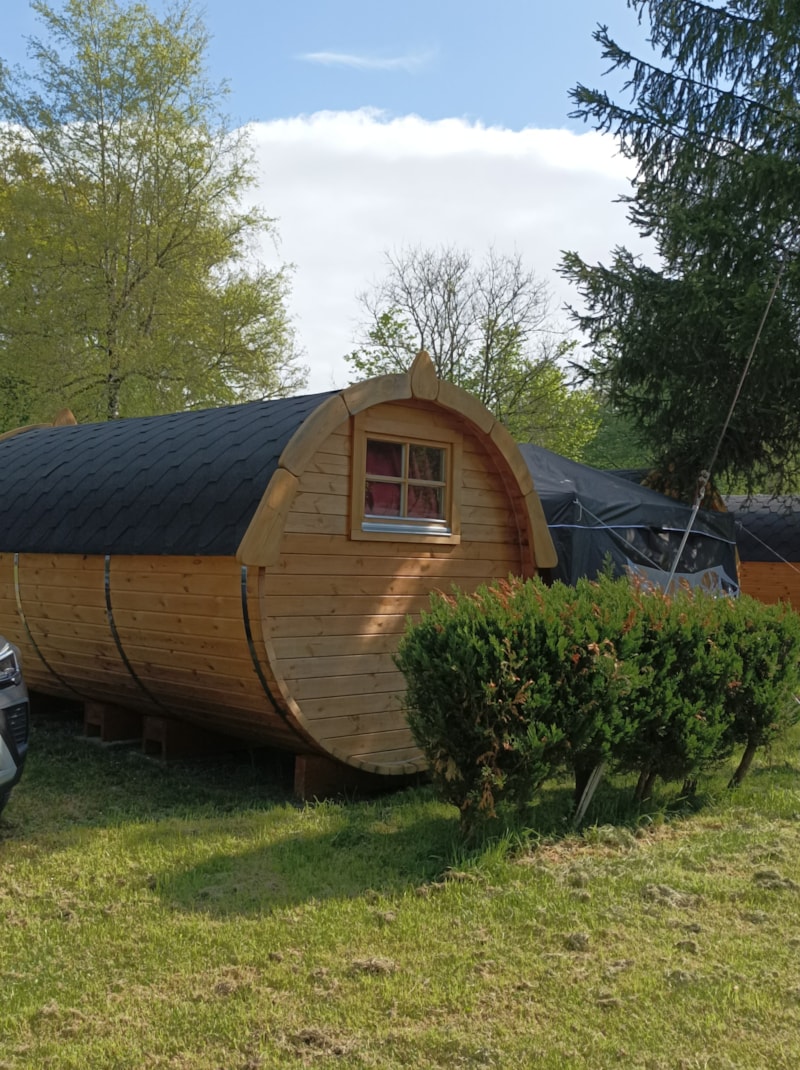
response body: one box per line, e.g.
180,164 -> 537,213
519,444 -> 739,591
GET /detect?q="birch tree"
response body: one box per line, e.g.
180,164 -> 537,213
0,0 -> 306,425
349,246 -> 599,459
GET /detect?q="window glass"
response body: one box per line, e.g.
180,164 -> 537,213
407,484 -> 444,519
409,444 -> 444,482
353,420 -> 459,541
366,439 -> 403,478
365,480 -> 402,516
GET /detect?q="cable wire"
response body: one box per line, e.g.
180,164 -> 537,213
665,263 -> 786,589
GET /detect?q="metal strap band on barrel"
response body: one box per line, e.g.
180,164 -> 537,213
13,552 -> 83,698
241,565 -> 291,725
104,555 -> 167,711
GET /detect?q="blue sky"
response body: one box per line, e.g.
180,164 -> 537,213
3,1 -> 652,390
4,1 -> 647,129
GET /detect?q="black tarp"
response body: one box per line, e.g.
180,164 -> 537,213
519,444 -> 739,591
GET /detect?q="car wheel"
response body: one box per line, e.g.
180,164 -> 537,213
0,790 -> 10,815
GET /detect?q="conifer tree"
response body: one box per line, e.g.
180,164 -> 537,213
562,0 -> 800,495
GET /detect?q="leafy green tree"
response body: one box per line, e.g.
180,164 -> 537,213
349,245 -> 599,460
0,0 -> 306,425
581,402 -> 651,472
561,0 -> 800,497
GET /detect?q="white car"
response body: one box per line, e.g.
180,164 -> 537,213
0,638 -> 29,814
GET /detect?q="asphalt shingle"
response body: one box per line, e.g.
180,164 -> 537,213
726,496 -> 800,563
0,392 -> 337,556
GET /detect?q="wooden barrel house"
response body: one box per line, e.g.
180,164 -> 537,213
0,353 -> 556,792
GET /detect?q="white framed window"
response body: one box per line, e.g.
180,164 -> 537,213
350,413 -> 462,544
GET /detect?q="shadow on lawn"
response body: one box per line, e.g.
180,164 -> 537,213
153,801 -> 460,916
3,711 -> 296,835
4,711 -> 463,910
153,775 -> 709,919
11,711 -> 783,915
743,759 -> 799,779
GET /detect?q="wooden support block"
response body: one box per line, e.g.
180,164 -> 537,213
293,752 -> 419,800
142,714 -> 242,760
84,700 -> 143,743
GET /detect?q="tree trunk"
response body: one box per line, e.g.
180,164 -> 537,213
641,770 -> 658,802
106,359 -> 122,421
635,767 -> 658,802
633,768 -> 648,802
573,762 -> 606,827
573,760 -> 595,810
729,738 -> 759,788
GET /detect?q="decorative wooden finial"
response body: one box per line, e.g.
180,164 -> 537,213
409,350 -> 438,400
0,408 -> 78,443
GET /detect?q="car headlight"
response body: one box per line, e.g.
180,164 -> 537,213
0,643 -> 21,687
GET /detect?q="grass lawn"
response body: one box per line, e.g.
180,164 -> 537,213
2,710 -> 800,1069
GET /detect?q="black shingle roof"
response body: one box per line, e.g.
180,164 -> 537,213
726,495 -> 800,563
0,392 -> 337,556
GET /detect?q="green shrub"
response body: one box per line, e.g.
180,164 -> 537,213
395,579 -> 564,836
721,594 -> 800,785
550,573 -> 643,804
617,585 -> 740,799
396,575 -> 643,829
397,572 -> 800,835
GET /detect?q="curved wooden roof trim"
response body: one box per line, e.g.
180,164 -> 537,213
0,423 -> 52,444
523,490 -> 558,569
435,379 -> 494,433
236,350 -> 557,569
276,394 -> 351,478
236,364 -> 417,567
341,371 -> 412,415
432,365 -> 557,569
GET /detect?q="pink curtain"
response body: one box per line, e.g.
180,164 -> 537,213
364,439 -> 445,520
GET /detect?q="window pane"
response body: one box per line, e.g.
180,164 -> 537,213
409,444 -> 444,482
365,480 -> 401,516
366,439 -> 403,477
407,484 -> 444,519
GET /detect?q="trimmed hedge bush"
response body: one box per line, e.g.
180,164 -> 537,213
393,581 -> 565,832
721,597 -> 800,785
616,584 -> 742,800
396,576 -> 800,833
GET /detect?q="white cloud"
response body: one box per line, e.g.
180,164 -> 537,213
246,109 -> 646,392
298,51 -> 433,73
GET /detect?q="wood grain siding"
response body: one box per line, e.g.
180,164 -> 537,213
0,552 -> 301,749
0,354 -> 554,783
263,401 -> 533,775
105,556 -> 302,746
3,553 -> 123,701
737,562 -> 800,606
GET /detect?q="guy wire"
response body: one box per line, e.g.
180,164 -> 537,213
665,262 -> 786,590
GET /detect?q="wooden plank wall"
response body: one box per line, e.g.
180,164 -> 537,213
737,561 -> 800,607
0,552 -> 136,707
263,402 -> 530,776
0,551 -> 302,750
108,556 -> 299,747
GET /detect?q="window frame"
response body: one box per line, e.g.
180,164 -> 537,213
350,412 -> 462,544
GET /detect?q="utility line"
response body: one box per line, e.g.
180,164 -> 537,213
665,262 -> 786,590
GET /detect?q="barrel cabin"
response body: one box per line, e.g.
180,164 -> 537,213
727,495 -> 800,606
0,353 -> 556,793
